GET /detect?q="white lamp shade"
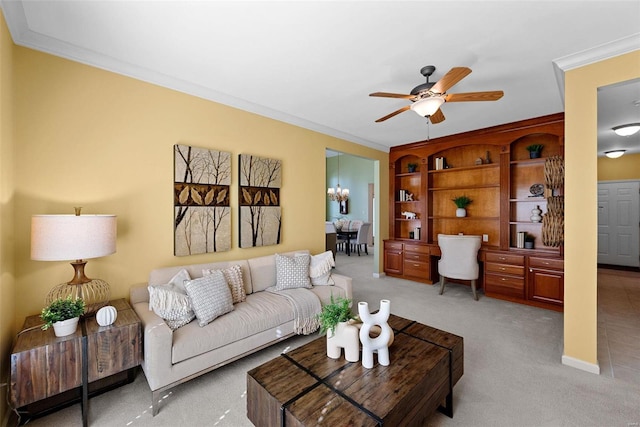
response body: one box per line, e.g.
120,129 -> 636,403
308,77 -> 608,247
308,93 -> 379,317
31,214 -> 117,261
410,97 -> 445,117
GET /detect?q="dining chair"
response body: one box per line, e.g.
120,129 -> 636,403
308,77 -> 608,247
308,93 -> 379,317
353,222 -> 371,255
437,234 -> 482,300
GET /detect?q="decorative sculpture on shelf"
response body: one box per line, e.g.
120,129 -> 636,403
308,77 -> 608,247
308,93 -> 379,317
358,300 -> 393,369
401,211 -> 417,219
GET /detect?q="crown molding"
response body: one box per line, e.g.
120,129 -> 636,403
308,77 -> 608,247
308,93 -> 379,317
552,33 -> 640,105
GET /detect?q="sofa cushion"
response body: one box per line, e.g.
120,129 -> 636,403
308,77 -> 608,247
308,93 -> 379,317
248,250 -> 309,293
171,292 -> 294,364
149,260 -> 253,295
275,253 -> 312,290
148,268 -> 195,330
309,250 -> 335,286
184,272 -> 234,327
203,264 -> 247,304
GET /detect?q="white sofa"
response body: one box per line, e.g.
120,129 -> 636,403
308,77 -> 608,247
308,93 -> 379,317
129,250 -> 352,415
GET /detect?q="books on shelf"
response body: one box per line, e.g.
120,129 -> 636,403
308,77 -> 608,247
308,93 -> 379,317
516,231 -> 526,249
413,227 -> 421,240
434,157 -> 447,170
398,189 -> 415,202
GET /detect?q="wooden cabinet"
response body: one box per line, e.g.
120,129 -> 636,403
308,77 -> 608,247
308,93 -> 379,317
484,252 -> 525,300
528,256 -> 564,307
385,113 -> 565,310
384,240 -> 431,283
384,240 -> 404,275
10,299 -> 142,422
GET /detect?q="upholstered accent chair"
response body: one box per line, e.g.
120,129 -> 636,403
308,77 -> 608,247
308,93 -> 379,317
437,234 -> 482,300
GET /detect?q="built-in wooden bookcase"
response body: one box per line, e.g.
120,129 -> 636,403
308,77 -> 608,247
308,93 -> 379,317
391,155 -> 425,241
427,144 -> 502,248
509,133 -> 564,253
385,113 -> 565,310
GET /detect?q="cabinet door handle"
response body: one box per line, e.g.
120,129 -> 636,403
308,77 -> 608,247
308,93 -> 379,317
500,267 -> 506,271
413,263 -> 420,267
501,278 -> 507,281
529,268 -> 533,272
499,257 -> 506,261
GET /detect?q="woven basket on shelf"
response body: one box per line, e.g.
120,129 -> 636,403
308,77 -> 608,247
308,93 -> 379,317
542,213 -> 564,247
544,156 -> 564,190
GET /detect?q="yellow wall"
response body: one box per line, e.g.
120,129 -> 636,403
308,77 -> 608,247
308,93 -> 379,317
10,45 -> 388,323
0,10 -> 15,423
564,50 -> 640,370
598,153 -> 640,180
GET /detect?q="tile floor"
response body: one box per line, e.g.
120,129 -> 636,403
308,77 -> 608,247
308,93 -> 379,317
597,266 -> 640,384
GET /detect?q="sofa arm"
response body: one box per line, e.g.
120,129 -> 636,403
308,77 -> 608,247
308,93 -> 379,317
130,298 -> 174,392
331,273 -> 353,300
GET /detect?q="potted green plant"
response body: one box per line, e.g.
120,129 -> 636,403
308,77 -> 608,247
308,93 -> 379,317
452,195 -> 472,217
526,144 -> 544,159
317,295 -> 357,337
407,163 -> 418,173
41,296 -> 85,337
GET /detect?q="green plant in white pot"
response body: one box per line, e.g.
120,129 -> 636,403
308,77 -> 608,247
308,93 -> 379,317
317,295 -> 360,362
452,195 -> 472,217
41,296 -> 85,337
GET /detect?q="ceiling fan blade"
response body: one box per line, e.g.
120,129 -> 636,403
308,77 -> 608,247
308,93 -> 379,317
431,67 -> 472,94
429,109 -> 445,124
369,92 -> 414,99
445,91 -> 504,102
375,105 -> 411,122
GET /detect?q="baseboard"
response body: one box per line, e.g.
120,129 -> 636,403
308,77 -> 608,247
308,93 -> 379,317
373,272 -> 385,279
561,354 -> 600,374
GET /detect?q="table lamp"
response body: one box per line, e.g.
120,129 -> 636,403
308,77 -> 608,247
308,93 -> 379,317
31,208 -> 117,315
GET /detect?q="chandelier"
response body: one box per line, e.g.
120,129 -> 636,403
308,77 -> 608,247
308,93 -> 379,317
327,153 -> 349,202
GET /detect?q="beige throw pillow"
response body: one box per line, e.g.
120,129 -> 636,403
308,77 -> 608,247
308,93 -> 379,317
185,271 -> 234,327
309,250 -> 336,286
275,253 -> 312,290
203,264 -> 247,304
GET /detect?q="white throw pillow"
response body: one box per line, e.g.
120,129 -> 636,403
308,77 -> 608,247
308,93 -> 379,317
275,253 -> 312,290
309,250 -> 336,286
148,268 -> 195,330
203,264 -> 247,304
185,271 -> 234,327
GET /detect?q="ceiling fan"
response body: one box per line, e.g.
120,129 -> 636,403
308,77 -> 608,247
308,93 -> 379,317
369,65 -> 504,124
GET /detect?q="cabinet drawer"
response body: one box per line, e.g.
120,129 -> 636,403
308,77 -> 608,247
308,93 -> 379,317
384,241 -> 403,251
404,252 -> 429,263
484,273 -> 525,299
403,260 -> 429,279
529,257 -> 563,270
485,252 -> 524,265
403,243 -> 430,254
485,262 -> 524,277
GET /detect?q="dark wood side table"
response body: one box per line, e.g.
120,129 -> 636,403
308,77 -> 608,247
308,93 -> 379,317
10,298 -> 142,426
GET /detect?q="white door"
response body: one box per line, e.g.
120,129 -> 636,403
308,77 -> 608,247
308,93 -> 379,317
597,181 -> 640,267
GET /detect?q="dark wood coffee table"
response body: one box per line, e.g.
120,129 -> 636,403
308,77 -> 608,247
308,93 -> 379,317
247,314 -> 463,426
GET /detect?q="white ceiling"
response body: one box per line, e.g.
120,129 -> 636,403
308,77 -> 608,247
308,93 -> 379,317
2,1 -> 639,155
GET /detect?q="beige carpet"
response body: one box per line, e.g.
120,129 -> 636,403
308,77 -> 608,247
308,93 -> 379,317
17,250 -> 640,426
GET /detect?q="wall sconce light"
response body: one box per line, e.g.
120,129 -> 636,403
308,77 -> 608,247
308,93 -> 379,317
612,123 -> 640,137
604,150 -> 626,159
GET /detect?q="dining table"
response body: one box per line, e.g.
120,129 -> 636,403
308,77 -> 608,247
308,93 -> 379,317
336,229 -> 358,256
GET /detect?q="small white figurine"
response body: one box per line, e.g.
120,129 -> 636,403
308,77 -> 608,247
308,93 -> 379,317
401,211 -> 417,219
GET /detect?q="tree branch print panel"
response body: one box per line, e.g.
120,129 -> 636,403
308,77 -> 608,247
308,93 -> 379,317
174,144 -> 231,256
239,154 -> 282,248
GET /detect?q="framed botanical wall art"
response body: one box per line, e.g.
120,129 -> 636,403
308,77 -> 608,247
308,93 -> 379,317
174,144 -> 231,256
239,154 -> 281,248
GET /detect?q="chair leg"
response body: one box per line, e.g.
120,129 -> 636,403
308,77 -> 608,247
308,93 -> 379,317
357,244 -> 361,256
364,244 -> 368,255
439,275 -> 446,295
471,279 -> 478,301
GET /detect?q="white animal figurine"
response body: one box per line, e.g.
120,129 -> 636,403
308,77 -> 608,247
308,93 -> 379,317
401,211 -> 416,219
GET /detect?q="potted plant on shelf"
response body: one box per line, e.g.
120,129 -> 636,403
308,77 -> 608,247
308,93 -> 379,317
526,144 -> 544,159
407,163 -> 418,173
452,195 -> 472,217
41,296 -> 86,337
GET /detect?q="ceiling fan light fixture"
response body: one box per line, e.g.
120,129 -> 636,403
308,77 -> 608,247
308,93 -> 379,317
612,123 -> 640,137
605,150 -> 626,159
410,96 -> 445,117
